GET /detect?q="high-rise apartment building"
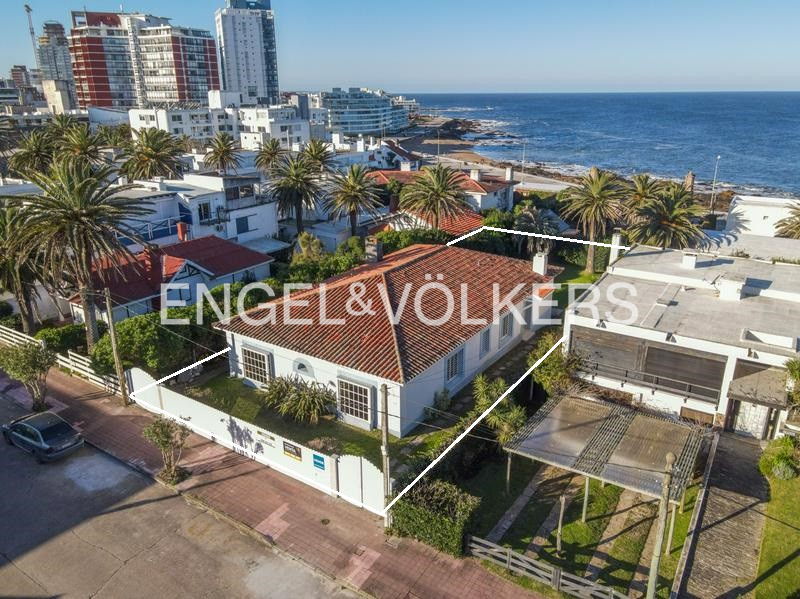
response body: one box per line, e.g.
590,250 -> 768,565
215,0 -> 279,105
68,11 -> 219,109
37,21 -> 76,108
10,65 -> 31,89
315,88 -> 413,136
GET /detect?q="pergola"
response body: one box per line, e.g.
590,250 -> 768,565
504,394 -> 706,551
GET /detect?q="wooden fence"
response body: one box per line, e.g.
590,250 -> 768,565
466,535 -> 627,599
0,324 -> 120,395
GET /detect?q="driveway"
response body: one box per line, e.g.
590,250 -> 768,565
0,398 -> 356,599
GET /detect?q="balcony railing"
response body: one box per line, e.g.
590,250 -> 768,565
580,360 -> 720,404
226,193 -> 275,212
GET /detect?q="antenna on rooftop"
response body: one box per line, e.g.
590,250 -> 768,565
24,4 -> 39,70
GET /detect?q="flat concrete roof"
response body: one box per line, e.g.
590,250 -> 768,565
574,246 -> 800,356
505,395 -> 705,502
697,231 -> 800,262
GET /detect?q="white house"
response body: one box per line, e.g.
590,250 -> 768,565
70,235 -> 273,324
724,194 -> 799,237
117,172 -> 286,255
564,244 -> 799,440
216,242 -> 559,437
367,167 -> 517,212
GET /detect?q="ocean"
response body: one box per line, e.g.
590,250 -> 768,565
413,92 -> 800,195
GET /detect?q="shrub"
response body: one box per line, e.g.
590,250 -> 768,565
390,479 -> 480,556
0,300 -> 13,318
262,375 -> 335,424
0,313 -> 21,331
0,342 -> 57,411
374,228 -> 451,254
142,416 -> 191,485
528,327 -> 583,395
556,241 -> 610,272
759,436 -> 799,480
35,324 -> 90,354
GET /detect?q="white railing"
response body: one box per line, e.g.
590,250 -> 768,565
0,324 -> 120,396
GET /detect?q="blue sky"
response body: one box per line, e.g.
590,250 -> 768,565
3,0 -> 799,93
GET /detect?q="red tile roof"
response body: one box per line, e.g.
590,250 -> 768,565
216,244 -> 558,383
70,236 -> 273,306
368,169 -> 514,195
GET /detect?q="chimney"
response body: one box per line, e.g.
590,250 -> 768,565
718,274 -> 745,301
532,251 -> 549,276
504,166 -> 514,182
177,221 -> 189,242
365,235 -> 383,263
470,168 -> 482,182
609,228 -> 624,264
141,245 -> 162,282
681,252 -> 698,269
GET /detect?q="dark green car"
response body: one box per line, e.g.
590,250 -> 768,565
2,412 -> 84,463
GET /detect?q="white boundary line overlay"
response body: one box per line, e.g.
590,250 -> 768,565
129,347 -> 231,401
383,335 -> 565,514
134,227 -> 622,517
447,225 -> 632,250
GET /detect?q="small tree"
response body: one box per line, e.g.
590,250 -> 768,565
528,328 -> 583,395
142,416 -> 191,484
472,374 -> 527,445
0,342 -> 56,411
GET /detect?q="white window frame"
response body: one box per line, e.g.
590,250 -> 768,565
241,347 -> 271,385
445,347 -> 465,382
337,379 -> 370,422
479,327 -> 491,358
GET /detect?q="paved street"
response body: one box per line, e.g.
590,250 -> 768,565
0,399 -> 356,599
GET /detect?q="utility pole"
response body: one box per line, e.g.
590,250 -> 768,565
380,383 -> 391,528
104,287 -> 130,405
521,140 -> 526,182
646,452 -> 676,599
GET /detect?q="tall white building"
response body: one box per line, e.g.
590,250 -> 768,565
215,0 -> 279,105
314,88 -> 412,136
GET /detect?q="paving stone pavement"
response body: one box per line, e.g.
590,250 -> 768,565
0,367 -> 544,599
682,434 -> 768,599
627,500 -> 659,597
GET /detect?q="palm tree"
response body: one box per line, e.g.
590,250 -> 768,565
266,155 -> 322,235
9,130 -> 53,176
776,203 -> 800,239
58,124 -> 106,168
0,200 -> 38,333
625,173 -> 663,224
301,139 -> 335,173
472,374 -> 526,445
626,183 -> 705,249
399,164 -> 471,230
324,164 -> 382,236
513,204 -> 560,256
97,123 -> 132,149
254,137 -> 286,173
204,132 -> 241,174
121,128 -> 184,180
5,161 -> 152,349
559,167 -> 625,274
45,113 -> 78,144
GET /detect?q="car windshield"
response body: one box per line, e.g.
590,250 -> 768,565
37,420 -> 74,441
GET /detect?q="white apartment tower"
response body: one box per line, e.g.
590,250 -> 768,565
215,0 -> 279,105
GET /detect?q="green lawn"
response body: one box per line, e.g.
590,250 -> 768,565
539,480 -> 624,575
553,262 -> 599,308
754,476 -> 800,598
459,456 -> 539,537
656,484 -> 699,598
186,374 -> 389,465
598,501 -> 656,593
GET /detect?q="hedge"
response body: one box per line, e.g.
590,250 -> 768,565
390,479 -> 480,555
556,240 -> 610,272
35,323 -> 95,354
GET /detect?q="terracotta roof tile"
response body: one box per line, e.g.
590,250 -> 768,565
216,244 -> 557,383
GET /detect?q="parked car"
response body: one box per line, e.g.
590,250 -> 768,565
2,412 -> 84,463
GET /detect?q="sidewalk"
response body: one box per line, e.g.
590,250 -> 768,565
0,368 -> 541,599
